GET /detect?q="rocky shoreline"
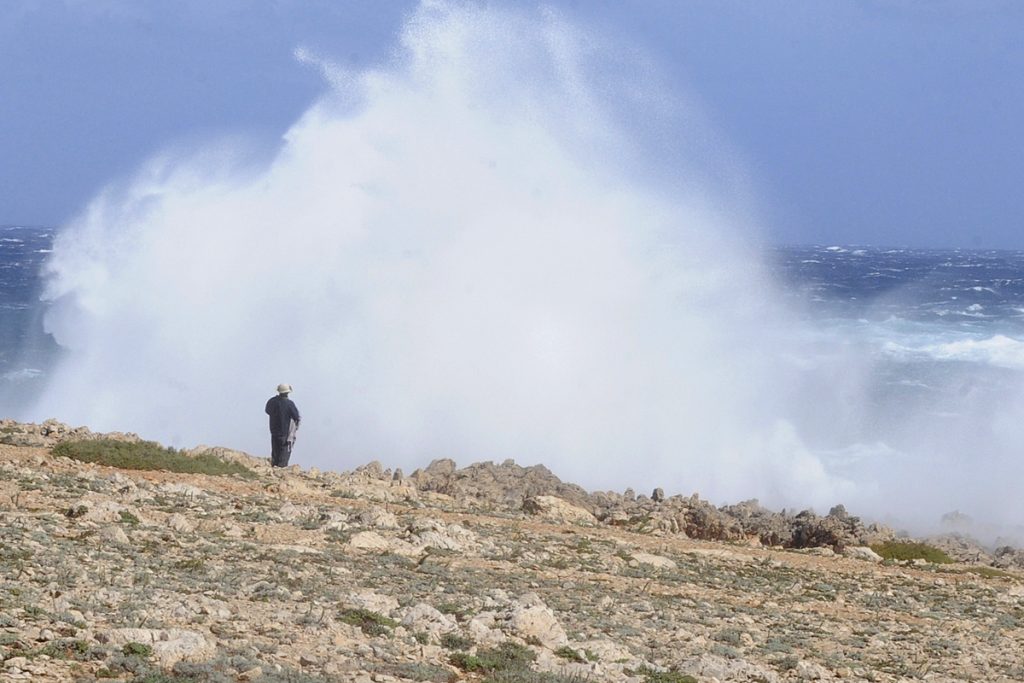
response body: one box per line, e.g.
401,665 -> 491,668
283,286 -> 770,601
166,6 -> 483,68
2,419 -> 1023,682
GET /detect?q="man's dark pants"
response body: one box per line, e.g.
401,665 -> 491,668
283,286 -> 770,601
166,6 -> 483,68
270,435 -> 292,467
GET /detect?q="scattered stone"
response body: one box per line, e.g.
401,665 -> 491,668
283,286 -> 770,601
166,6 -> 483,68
99,525 -> 130,545
841,546 -> 883,563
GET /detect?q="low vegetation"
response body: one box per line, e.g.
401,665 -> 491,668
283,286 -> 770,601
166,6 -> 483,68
338,608 -> 399,636
51,439 -> 256,479
449,642 -> 535,674
870,541 -> 954,564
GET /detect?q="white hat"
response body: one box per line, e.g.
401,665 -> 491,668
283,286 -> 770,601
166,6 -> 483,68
277,383 -> 292,394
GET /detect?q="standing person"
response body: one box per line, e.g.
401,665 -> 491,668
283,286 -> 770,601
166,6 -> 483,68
266,384 -> 300,467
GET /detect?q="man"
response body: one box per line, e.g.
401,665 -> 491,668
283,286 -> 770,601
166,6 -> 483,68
265,383 -> 300,467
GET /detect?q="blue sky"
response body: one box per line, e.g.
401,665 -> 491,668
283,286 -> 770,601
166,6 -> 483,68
2,0 -> 1022,247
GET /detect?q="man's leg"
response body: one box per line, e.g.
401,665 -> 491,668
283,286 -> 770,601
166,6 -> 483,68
279,439 -> 292,467
270,436 -> 282,467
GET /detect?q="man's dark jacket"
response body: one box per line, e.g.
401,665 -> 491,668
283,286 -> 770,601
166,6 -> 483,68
265,395 -> 300,437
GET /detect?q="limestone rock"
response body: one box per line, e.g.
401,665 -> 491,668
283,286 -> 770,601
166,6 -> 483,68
400,603 -> 457,640
166,513 -> 194,534
347,531 -> 391,551
406,518 -> 478,552
503,600 -> 567,649
99,525 -> 130,545
629,552 -> 678,570
522,495 -> 596,525
842,546 -> 883,563
357,507 -> 400,529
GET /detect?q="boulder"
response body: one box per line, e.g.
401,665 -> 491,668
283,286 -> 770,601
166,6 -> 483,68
503,600 -> 567,649
629,552 -> 678,570
842,546 -> 883,563
347,531 -> 391,552
522,495 -> 596,525
400,603 -> 457,640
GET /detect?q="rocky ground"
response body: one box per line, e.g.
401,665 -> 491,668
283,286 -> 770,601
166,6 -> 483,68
2,420 -> 1023,682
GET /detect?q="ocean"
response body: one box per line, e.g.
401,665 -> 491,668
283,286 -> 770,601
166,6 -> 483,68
0,225 -> 59,404
5,227 -> 1023,434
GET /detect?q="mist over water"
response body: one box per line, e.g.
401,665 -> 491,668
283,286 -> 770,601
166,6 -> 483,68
27,2 -> 1024,533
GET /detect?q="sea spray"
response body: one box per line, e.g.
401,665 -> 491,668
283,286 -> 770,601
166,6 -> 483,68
27,2 -> 1024,531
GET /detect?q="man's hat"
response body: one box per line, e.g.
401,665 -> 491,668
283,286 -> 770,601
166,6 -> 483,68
277,383 -> 292,394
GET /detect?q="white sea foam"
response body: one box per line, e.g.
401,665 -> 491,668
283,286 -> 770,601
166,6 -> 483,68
921,334 -> 1024,369
3,368 -> 42,381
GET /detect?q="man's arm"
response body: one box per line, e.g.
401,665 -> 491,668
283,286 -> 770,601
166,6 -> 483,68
290,401 -> 301,425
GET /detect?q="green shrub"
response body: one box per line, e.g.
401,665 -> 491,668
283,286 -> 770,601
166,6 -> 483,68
339,608 -> 399,636
635,666 -> 698,683
553,646 -> 586,663
36,638 -> 93,660
122,642 -> 154,657
173,558 -> 205,571
870,541 -> 954,564
439,632 -> 473,650
964,566 -> 1014,579
119,510 -> 141,525
52,439 -> 256,479
450,642 -> 535,673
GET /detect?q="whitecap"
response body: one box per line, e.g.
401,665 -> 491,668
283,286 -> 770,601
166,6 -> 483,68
920,335 -> 1024,369
2,368 -> 43,381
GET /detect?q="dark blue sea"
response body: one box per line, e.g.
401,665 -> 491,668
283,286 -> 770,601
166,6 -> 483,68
0,226 -> 59,406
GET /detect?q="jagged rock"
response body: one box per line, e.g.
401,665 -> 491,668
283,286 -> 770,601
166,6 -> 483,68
354,461 -> 391,480
408,459 -> 592,511
928,534 -> 993,565
503,599 -> 567,649
406,518 -> 478,552
994,546 -> 1024,570
357,507 -> 400,529
522,495 -> 596,525
0,418 -> 138,448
